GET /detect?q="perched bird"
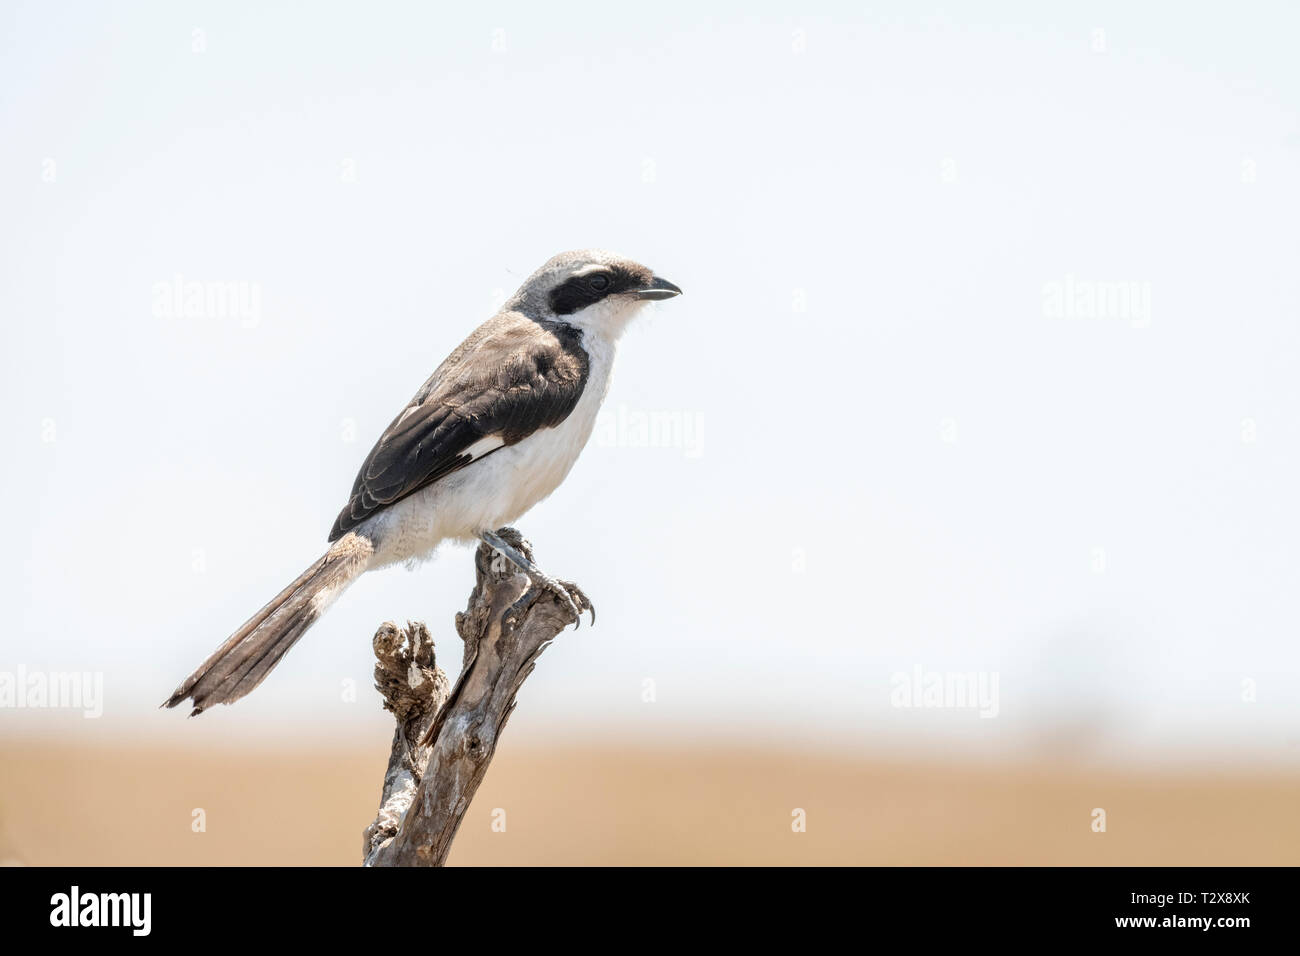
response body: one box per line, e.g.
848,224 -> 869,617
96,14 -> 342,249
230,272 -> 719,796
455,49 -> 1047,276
164,250 -> 681,715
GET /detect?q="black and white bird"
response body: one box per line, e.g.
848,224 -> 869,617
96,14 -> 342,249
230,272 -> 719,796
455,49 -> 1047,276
164,249 -> 681,716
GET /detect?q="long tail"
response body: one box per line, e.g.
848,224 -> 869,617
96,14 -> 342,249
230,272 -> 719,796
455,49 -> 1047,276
163,532 -> 374,715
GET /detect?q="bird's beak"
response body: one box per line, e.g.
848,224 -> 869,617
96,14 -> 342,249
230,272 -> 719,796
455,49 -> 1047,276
635,276 -> 683,300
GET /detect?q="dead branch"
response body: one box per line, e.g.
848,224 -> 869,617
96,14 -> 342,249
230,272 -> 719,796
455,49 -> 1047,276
362,528 -> 582,866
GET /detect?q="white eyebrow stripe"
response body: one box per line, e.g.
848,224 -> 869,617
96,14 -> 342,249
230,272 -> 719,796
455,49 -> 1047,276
570,263 -> 611,277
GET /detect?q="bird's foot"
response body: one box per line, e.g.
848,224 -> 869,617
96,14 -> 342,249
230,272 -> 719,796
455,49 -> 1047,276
480,529 -> 595,629
503,573 -> 594,631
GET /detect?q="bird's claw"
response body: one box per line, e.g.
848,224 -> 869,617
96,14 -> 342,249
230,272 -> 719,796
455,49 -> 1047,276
553,580 -> 595,628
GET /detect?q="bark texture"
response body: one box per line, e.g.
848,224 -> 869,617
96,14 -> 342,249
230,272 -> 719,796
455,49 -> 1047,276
363,529 -> 584,866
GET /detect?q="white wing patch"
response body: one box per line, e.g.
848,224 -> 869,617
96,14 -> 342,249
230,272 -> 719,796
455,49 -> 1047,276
462,434 -> 506,462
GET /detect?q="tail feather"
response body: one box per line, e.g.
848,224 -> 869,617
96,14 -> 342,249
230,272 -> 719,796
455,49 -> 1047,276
163,533 -> 374,715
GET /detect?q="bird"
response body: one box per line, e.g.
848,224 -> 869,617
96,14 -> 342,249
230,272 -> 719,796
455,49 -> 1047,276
163,249 -> 681,716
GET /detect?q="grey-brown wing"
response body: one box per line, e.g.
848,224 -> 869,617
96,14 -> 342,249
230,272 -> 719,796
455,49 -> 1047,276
328,316 -> 589,542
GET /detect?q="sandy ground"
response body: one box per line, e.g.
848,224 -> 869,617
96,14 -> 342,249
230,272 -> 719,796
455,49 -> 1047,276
2,738 -> 1297,865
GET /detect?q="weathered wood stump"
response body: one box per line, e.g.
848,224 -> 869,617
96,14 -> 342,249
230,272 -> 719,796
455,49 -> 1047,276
363,528 -> 586,866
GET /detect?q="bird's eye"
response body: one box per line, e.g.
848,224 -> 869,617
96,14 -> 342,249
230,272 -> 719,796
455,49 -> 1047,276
588,273 -> 610,291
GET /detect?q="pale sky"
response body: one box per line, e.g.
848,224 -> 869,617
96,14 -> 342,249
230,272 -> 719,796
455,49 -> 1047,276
3,1 -> 1298,764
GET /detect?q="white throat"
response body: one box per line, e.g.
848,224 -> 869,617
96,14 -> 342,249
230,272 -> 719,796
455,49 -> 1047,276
560,296 -> 649,345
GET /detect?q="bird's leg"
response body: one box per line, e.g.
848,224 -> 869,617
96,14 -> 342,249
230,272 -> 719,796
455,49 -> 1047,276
478,529 -> 595,628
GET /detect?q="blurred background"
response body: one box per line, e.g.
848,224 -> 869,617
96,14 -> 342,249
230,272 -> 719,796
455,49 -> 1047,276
3,1 -> 1299,865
